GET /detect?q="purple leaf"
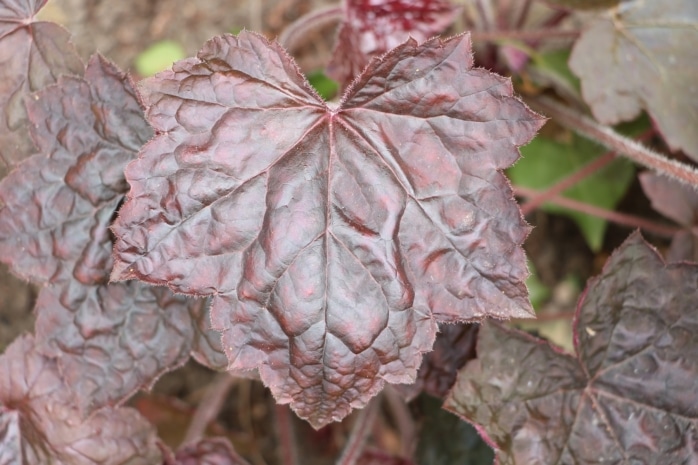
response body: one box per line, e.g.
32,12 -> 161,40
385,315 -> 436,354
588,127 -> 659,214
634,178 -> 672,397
189,297 -> 230,372
327,0 -> 459,89
112,31 -> 543,428
33,280 -> 198,416
0,334 -> 162,464
167,438 -> 251,465
396,323 -> 479,400
444,232 -> 698,464
0,54 -> 151,285
569,0 -> 698,160
0,0 -> 83,170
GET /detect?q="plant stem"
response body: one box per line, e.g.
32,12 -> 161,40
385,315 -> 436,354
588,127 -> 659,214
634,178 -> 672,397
470,28 -> 579,43
519,129 -> 654,216
182,373 -> 237,445
512,311 -> 576,323
278,5 -> 343,52
514,0 -> 533,29
528,96 -> 698,189
336,397 -> 381,465
513,186 -> 680,238
383,386 -> 417,458
274,404 -> 299,465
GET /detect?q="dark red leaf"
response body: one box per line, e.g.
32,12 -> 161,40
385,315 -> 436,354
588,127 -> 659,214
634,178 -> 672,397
0,0 -> 83,170
112,31 -> 543,428
396,323 -> 478,400
444,232 -> 698,464
569,0 -> 698,160
0,54 -> 151,285
33,281 -> 198,416
0,334 -> 161,464
189,297 -> 230,372
327,0 -> 459,89
168,437 -> 250,465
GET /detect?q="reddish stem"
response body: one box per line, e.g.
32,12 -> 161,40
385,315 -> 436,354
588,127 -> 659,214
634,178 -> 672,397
384,386 -> 417,458
274,404 -> 299,465
528,96 -> 698,189
513,186 -> 680,238
182,373 -> 237,445
278,5 -> 343,52
336,398 -> 381,465
470,28 -> 579,42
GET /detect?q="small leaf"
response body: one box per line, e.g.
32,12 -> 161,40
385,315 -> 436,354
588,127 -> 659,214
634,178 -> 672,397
135,40 -> 186,77
33,281 -> 198,416
569,0 -> 698,160
445,232 -> 698,464
112,31 -> 543,428
327,0 -> 459,89
0,0 -> 83,170
0,54 -> 151,285
509,132 -> 636,251
0,335 -> 162,464
168,437 -> 251,465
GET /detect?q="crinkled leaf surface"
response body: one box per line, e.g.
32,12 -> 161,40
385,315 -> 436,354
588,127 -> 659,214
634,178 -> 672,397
569,0 -> 698,160
0,54 -> 151,286
112,31 -> 543,428
327,0 -> 459,89
0,0 -> 82,171
445,232 -> 698,464
167,438 -> 250,465
0,334 -> 161,464
33,280 -> 197,416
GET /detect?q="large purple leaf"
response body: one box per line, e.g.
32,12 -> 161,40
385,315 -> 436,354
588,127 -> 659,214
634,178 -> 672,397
0,54 -> 151,286
327,0 -> 459,89
569,1 -> 698,160
112,31 -> 543,428
0,0 -> 82,170
444,232 -> 698,464
0,334 -> 161,464
33,281 -> 198,416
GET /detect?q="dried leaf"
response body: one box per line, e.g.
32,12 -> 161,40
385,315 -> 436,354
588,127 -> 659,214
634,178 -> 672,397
0,54 -> 151,286
445,232 -> 698,464
327,0 -> 459,89
0,0 -> 82,170
569,1 -> 698,160
112,31 -> 543,428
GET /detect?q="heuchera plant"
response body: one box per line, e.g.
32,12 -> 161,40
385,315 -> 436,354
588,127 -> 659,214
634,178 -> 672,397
0,0 -> 697,463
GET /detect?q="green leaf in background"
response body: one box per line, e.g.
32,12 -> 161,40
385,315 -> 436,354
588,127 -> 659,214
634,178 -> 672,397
134,40 -> 185,77
528,49 -> 581,103
416,394 -> 494,465
510,133 -> 635,251
306,70 -> 339,101
526,261 -> 550,311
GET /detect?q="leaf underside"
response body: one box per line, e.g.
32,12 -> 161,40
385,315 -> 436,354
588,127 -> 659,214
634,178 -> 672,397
112,31 -> 543,428
327,0 -> 459,89
569,0 -> 698,160
0,0 -> 83,172
445,232 -> 698,464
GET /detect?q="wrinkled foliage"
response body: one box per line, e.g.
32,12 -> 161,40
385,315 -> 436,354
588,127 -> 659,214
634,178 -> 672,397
327,0 -> 459,89
0,0 -> 82,171
111,31 -> 543,428
445,232 -> 698,464
0,335 -> 162,464
570,0 -> 698,160
0,55 -> 151,286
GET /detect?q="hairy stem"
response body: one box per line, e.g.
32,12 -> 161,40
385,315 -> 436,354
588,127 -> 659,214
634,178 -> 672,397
278,5 -> 343,52
471,28 -> 579,42
182,373 -> 237,445
528,96 -> 698,189
336,397 -> 381,465
519,130 -> 654,215
274,404 -> 299,465
513,186 -> 680,238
